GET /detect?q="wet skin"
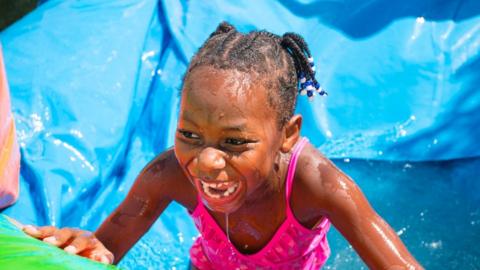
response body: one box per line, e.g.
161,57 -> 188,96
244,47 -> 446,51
25,66 -> 423,269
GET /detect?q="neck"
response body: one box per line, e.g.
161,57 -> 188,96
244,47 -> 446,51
242,151 -> 291,210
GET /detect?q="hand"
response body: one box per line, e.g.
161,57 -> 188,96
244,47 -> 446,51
22,225 -> 114,264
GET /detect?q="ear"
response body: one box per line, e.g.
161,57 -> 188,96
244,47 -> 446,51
281,114 -> 302,153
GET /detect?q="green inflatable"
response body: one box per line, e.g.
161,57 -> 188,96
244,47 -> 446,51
0,215 -> 119,270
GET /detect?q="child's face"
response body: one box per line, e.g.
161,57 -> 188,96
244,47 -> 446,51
174,66 -> 285,214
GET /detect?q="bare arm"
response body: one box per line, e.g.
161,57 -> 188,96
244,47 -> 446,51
299,145 -> 423,269
95,149 -> 180,264
325,173 -> 422,269
22,149 -> 186,265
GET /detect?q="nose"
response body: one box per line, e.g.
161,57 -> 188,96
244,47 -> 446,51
197,147 -> 226,176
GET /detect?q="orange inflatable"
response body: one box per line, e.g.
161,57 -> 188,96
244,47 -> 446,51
0,46 -> 20,209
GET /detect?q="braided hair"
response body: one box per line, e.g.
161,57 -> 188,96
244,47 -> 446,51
183,21 -> 320,128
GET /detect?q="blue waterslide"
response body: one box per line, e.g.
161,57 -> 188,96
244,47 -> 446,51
1,0 -> 479,269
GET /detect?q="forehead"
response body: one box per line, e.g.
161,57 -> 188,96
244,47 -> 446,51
181,66 -> 275,124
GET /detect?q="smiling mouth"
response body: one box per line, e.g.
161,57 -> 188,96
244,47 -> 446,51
200,180 -> 239,199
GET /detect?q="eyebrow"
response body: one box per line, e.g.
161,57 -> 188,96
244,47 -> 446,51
182,115 -> 199,128
182,114 -> 248,132
222,125 -> 248,132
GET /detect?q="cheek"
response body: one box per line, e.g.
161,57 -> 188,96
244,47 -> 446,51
237,148 -> 275,182
174,140 -> 195,168
173,140 -> 183,162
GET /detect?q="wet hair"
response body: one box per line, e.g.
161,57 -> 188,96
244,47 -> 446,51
183,21 -> 318,127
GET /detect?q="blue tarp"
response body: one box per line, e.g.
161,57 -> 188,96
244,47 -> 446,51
1,0 -> 479,269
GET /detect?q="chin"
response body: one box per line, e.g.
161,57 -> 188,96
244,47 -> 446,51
203,197 -> 244,214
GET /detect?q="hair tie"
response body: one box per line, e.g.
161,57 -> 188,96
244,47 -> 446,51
298,57 -> 327,101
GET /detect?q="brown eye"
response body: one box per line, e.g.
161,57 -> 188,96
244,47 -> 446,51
225,138 -> 248,145
178,130 -> 200,139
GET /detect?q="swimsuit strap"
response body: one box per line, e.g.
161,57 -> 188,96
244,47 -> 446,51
285,137 -> 309,212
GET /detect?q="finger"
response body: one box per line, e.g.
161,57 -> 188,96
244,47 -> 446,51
103,252 -> 114,264
94,252 -> 114,264
44,228 -> 74,247
5,216 -> 24,229
24,225 -> 56,239
83,248 -> 114,264
23,225 -> 41,237
64,233 -> 99,255
100,254 -> 112,264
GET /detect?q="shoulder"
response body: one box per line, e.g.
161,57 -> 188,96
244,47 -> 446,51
295,141 -> 358,214
135,148 -> 196,209
140,148 -> 182,183
138,148 -> 179,182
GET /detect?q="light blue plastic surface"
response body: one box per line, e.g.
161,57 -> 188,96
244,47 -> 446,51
0,0 -> 479,269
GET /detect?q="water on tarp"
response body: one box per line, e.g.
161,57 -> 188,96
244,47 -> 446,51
117,158 -> 480,270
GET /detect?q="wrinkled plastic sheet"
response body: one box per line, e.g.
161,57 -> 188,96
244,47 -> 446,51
0,0 -> 479,269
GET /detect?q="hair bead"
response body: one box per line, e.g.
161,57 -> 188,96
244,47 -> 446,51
281,33 -> 325,101
307,90 -> 315,101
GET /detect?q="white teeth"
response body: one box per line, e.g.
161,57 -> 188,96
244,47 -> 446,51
217,182 -> 228,188
202,183 -> 209,192
203,182 -> 217,188
200,181 -> 239,199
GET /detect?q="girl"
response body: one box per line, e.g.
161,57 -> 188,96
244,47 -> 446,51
23,22 -> 422,269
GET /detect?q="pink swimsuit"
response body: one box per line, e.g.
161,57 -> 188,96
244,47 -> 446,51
189,138 -> 331,269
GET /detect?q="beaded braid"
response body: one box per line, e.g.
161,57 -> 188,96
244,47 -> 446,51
281,33 -> 327,100
184,21 -> 326,127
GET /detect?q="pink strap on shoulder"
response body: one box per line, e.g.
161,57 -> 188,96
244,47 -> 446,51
285,137 -> 308,200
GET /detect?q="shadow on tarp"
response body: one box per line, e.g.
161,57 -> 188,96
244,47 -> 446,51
279,0 -> 480,39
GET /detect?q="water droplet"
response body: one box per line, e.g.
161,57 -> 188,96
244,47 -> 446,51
141,50 -> 155,61
396,227 -> 407,236
416,17 -> 425,23
225,213 -> 230,243
426,240 -> 442,250
177,232 -> 184,243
